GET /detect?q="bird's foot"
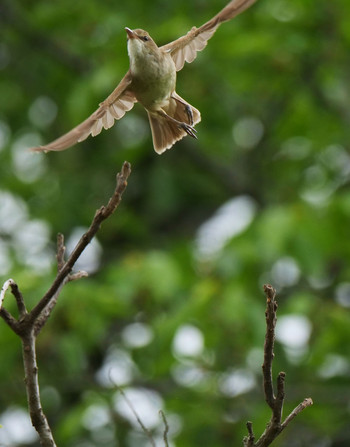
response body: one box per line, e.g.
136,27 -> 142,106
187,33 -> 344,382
180,122 -> 197,139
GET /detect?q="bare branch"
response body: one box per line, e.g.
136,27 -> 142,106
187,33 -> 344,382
0,279 -> 27,332
11,281 -> 27,318
0,161 -> 132,447
28,161 -> 132,326
0,278 -> 16,309
159,410 -> 170,447
273,371 -> 285,424
0,279 -> 17,330
22,331 -> 57,447
262,284 -> 277,409
67,270 -> 89,282
33,280 -> 68,336
244,284 -> 313,447
56,233 -> 66,271
0,306 -> 18,332
34,237 -> 89,336
243,421 -> 255,447
281,397 -> 313,430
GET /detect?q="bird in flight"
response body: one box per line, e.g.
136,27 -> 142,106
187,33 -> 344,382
31,0 -> 257,155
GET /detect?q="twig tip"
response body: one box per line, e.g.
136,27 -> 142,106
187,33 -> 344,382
263,283 -> 276,301
304,397 -> 313,406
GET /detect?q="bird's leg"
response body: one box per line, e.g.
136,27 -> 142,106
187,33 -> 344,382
171,95 -> 194,125
185,104 -> 194,126
157,110 -> 197,139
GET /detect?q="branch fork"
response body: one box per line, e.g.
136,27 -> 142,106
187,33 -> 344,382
243,284 -> 313,447
0,161 -> 132,447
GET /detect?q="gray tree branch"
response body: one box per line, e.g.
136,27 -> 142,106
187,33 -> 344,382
29,160 -> 132,329
243,284 -> 313,447
0,161 -> 132,447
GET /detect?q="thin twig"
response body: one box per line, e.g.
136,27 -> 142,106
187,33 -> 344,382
273,371 -> 285,424
56,233 -> 65,271
281,398 -> 313,429
244,284 -> 313,447
243,421 -> 255,447
262,284 -> 277,409
159,410 -> 170,447
34,233 -> 88,336
108,369 -> 157,447
0,278 -> 15,309
0,280 -> 27,333
117,386 -> 156,447
0,306 -> 18,332
11,281 -> 27,318
28,161 -> 131,326
68,271 -> 88,282
33,279 -> 68,336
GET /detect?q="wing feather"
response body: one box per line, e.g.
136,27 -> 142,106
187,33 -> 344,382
161,0 -> 257,71
30,71 -> 136,152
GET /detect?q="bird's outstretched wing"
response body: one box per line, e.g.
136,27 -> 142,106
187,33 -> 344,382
30,71 -> 136,152
161,0 -> 257,71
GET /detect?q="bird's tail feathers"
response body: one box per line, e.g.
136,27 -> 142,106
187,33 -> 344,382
148,94 -> 201,154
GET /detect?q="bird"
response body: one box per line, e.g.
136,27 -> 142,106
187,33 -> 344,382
30,0 -> 257,155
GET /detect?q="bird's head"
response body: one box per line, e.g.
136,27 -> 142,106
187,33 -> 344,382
125,28 -> 159,59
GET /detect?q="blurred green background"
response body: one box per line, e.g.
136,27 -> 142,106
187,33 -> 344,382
1,0 -> 350,445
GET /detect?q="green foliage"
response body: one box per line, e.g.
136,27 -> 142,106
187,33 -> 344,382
1,0 -> 350,446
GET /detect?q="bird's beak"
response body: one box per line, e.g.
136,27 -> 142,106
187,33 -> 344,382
125,27 -> 135,39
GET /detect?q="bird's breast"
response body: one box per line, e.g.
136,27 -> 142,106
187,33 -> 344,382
130,51 -> 176,110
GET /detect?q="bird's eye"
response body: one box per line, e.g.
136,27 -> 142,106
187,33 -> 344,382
141,35 -> 149,41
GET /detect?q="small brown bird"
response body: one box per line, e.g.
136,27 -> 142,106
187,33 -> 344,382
30,0 -> 257,155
